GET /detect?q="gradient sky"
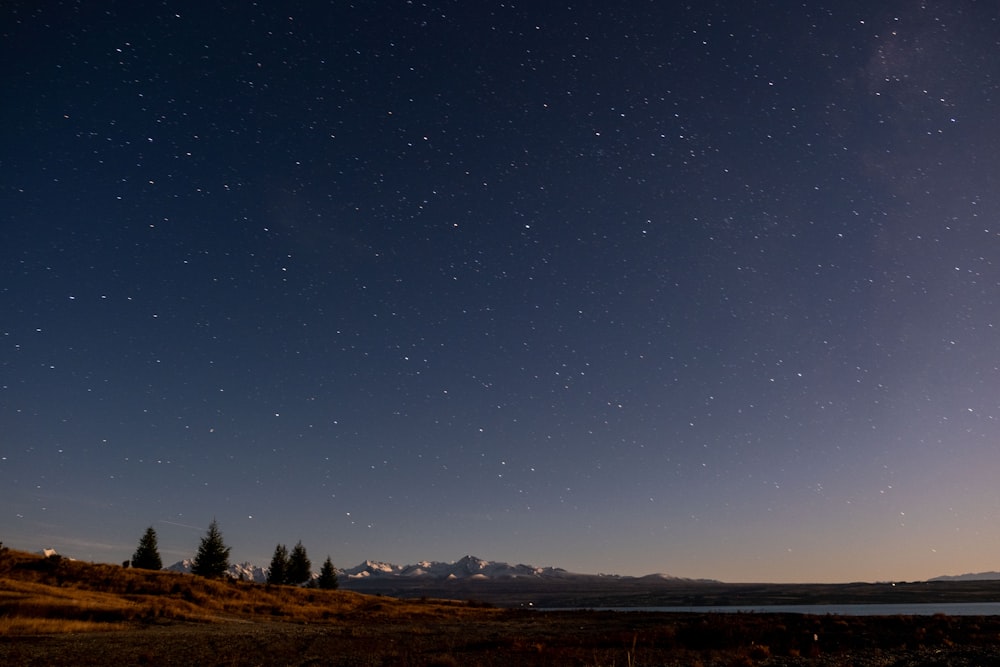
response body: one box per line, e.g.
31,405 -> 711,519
3,1 -> 999,583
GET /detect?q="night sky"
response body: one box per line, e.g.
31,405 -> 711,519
3,1 -> 1000,583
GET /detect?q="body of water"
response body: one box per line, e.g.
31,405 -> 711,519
557,602 -> 1000,616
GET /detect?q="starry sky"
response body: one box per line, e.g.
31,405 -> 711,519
3,1 -> 1000,584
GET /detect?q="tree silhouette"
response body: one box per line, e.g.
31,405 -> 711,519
191,519 -> 231,578
131,526 -> 163,570
317,556 -> 339,590
267,544 -> 290,585
287,540 -> 312,585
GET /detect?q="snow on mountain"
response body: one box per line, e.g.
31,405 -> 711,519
165,559 -> 268,583
230,561 -> 269,583
341,559 -> 404,578
164,555 -> 559,583
165,559 -> 196,576
344,555 -> 573,581
163,554 -> 704,584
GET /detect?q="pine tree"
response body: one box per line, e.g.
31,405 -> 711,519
131,526 -> 163,570
267,544 -> 289,585
317,556 -> 339,590
287,540 -> 312,585
191,519 -> 231,578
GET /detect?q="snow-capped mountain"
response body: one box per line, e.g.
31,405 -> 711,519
162,554 -> 708,585
165,555 -> 579,583
342,559 -> 404,578
343,555 -> 575,581
166,559 -> 268,583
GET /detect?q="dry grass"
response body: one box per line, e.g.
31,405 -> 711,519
0,618 -> 127,634
0,548 -> 499,636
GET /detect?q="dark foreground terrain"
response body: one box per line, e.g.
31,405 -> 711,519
7,610 -> 1000,666
4,549 -> 1000,666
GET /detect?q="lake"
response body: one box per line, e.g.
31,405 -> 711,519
556,602 -> 1000,616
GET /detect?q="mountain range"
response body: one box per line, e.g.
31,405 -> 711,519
165,559 -> 269,583
164,554 -> 704,586
36,548 -> 1000,585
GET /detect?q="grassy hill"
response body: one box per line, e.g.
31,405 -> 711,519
0,547 -> 497,636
